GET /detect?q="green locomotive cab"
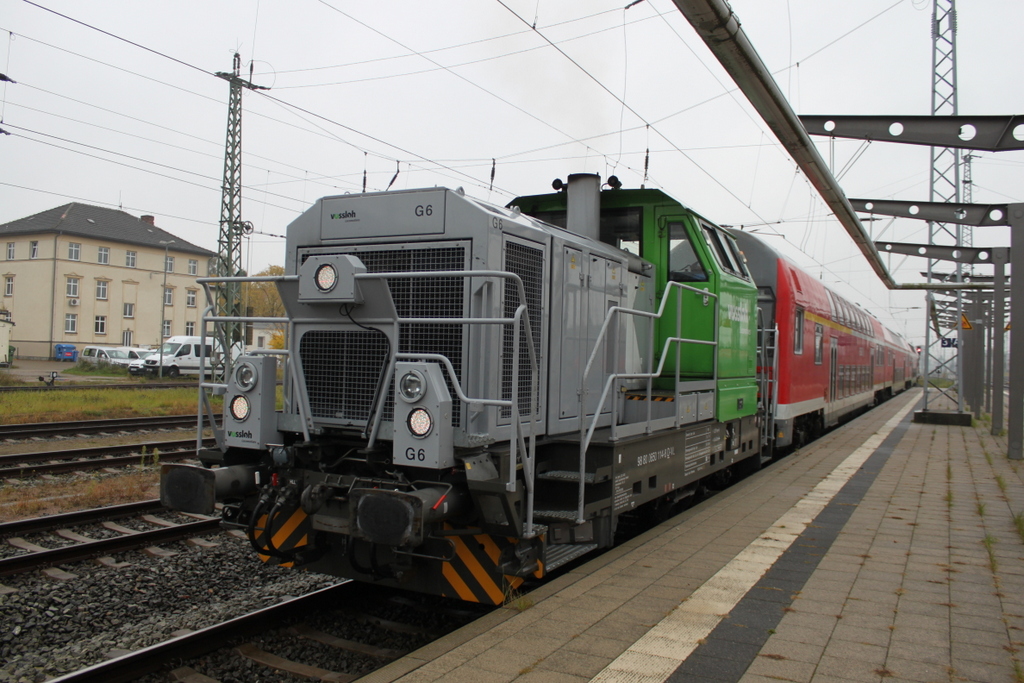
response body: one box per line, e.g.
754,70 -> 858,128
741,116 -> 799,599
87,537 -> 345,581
512,180 -> 758,424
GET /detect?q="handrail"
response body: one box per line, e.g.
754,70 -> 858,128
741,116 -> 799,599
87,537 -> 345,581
195,268 -> 542,535
576,281 -> 720,523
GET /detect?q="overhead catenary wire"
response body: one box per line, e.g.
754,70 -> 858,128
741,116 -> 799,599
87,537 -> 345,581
13,1 -> 519,197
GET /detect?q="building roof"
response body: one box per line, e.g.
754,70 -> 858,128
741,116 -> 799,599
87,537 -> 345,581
0,203 -> 215,257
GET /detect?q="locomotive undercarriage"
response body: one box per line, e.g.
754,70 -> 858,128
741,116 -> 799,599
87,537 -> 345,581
175,408 -> 762,603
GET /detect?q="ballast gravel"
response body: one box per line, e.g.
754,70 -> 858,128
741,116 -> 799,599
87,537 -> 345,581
0,531 -> 337,683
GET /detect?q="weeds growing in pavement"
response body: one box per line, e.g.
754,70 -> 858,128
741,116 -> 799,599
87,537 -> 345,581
1014,513 -> 1024,545
983,535 -> 998,573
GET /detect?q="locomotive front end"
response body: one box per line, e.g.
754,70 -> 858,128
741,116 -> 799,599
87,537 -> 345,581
162,187 -> 550,603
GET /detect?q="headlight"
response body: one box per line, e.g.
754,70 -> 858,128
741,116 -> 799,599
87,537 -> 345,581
234,362 -> 258,392
314,263 -> 337,292
398,370 -> 425,402
229,394 -> 251,421
407,408 -> 432,438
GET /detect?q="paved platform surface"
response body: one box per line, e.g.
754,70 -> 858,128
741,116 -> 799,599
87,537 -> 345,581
361,388 -> 1024,683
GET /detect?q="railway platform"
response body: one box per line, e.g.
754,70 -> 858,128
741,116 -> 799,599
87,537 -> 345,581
360,387 -> 1024,683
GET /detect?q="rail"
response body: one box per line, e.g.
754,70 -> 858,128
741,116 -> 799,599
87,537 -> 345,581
576,281 -> 720,523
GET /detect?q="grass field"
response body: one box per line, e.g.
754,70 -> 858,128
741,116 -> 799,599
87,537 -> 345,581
0,386 -> 221,424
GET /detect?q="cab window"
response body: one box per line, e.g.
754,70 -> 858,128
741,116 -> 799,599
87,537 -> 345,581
668,222 -> 707,282
701,223 -> 746,277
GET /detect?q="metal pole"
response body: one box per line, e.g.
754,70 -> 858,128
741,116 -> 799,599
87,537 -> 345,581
993,248 -> 1007,436
985,292 -> 993,417
158,240 -> 174,379
1009,207 -> 1023,459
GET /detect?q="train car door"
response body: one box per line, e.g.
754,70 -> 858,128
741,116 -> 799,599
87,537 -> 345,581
827,337 -> 838,422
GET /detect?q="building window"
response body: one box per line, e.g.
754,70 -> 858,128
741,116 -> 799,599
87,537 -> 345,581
123,302 -> 135,318
4,276 -> 12,297
5,242 -> 13,260
257,335 -> 265,349
94,315 -> 106,334
185,321 -> 196,336
68,242 -> 81,261
122,330 -> 133,347
164,288 -> 173,306
162,320 -> 171,338
30,241 -> 38,259
814,324 -> 824,365
793,308 -> 805,354
98,246 -> 110,264
165,255 -> 174,273
188,259 -> 198,276
96,280 -> 108,300
66,277 -> 80,297
65,313 -> 77,334
186,290 -> 196,307
126,250 -> 137,268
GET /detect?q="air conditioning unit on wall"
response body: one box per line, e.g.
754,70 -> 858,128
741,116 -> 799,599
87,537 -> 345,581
68,298 -> 79,306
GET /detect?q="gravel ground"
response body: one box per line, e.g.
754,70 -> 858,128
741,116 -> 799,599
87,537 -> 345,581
0,531 -> 337,683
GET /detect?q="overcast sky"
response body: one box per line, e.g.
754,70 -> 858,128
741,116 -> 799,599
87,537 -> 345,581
2,0 -> 1022,344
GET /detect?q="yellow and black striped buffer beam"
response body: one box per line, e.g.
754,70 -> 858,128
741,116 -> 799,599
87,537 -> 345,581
255,507 -> 311,568
440,526 -> 545,605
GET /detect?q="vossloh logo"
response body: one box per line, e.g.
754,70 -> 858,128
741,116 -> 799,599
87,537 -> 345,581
329,210 -> 357,221
228,430 -> 253,440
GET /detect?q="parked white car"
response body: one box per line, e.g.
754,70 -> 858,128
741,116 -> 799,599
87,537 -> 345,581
128,350 -> 159,376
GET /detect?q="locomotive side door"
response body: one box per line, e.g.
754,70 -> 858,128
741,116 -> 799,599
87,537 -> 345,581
559,246 -> 585,421
557,248 -> 617,421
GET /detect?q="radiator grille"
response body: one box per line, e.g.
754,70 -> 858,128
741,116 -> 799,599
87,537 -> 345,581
300,330 -> 389,421
502,240 -> 544,418
298,245 -> 466,428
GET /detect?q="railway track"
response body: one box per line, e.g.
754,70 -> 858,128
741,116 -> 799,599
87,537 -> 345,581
0,414 -> 207,440
0,438 -> 213,478
0,382 -> 195,393
45,583 -> 487,683
0,500 -> 220,577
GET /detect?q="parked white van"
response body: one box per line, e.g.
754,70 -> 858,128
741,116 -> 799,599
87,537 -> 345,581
142,336 -> 217,378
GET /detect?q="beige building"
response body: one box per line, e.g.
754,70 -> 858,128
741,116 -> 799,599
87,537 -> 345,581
1,203 -> 215,359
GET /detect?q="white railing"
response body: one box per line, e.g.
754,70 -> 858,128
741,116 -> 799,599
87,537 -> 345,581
575,281 -> 720,523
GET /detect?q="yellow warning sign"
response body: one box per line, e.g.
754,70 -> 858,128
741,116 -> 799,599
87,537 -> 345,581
961,314 -> 973,330
1007,322 -> 1012,331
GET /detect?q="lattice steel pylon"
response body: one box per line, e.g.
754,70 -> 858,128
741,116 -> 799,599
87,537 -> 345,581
214,53 -> 267,376
922,0 -> 965,412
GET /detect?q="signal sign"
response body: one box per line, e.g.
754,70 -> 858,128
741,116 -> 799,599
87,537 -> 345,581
941,337 -> 958,348
960,314 -> 973,330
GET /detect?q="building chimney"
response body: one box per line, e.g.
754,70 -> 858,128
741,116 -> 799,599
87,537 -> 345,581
565,173 -> 601,242
141,215 -> 155,225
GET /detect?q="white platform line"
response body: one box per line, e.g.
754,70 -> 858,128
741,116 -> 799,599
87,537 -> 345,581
591,393 -> 920,683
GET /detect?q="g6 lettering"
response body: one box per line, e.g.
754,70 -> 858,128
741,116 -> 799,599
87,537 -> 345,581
405,447 -> 426,461
414,205 -> 433,217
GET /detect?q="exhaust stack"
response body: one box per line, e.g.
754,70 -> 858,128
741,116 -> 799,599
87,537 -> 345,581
566,173 -> 601,242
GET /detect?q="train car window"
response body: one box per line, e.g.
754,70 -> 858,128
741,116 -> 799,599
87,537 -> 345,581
793,307 -> 805,354
528,207 -> 644,256
600,207 -> 643,255
668,223 -> 707,282
826,290 -> 837,320
814,324 -> 823,364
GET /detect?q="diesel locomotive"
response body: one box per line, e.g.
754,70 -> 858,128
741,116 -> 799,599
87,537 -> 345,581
161,174 -> 915,604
